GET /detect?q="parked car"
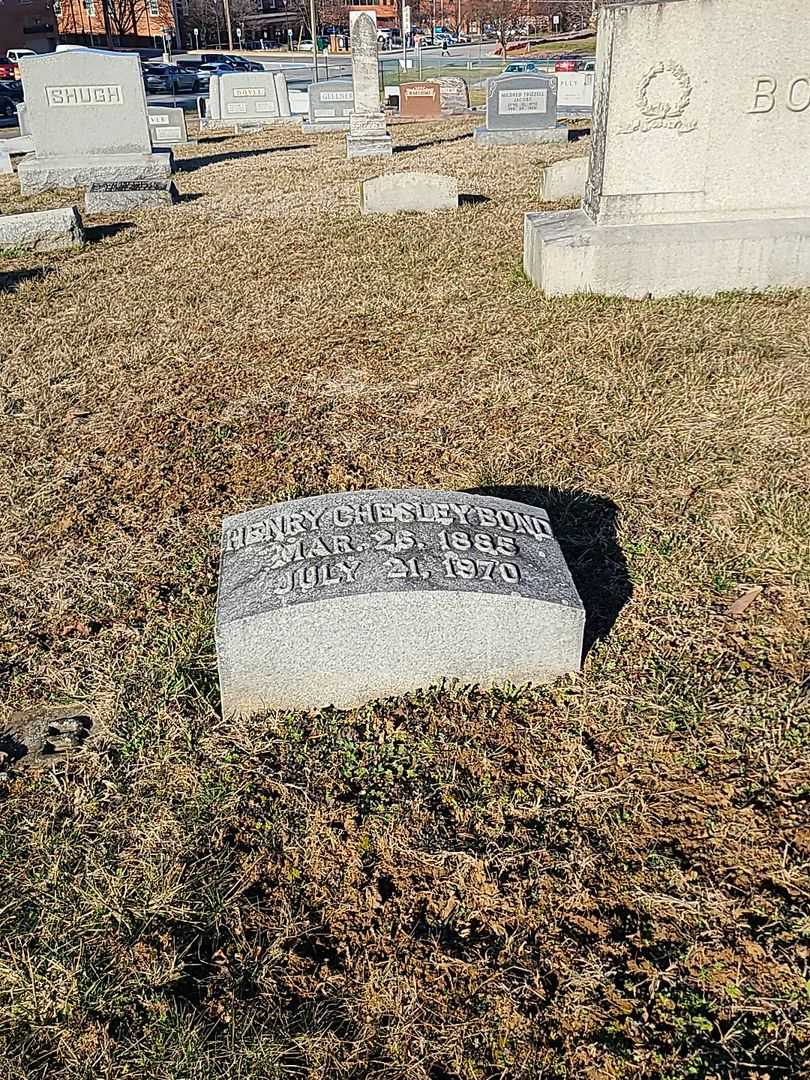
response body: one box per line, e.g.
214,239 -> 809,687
504,61 -> 545,74
0,57 -> 15,79
0,78 -> 23,101
554,58 -> 578,72
0,88 -> 17,118
195,62 -> 237,89
143,63 -> 198,93
220,54 -> 264,71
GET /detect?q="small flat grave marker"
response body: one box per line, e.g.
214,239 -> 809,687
216,489 -> 584,714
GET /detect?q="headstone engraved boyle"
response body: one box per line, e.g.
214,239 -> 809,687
347,11 -> 392,160
523,0 -> 810,297
216,489 -> 584,714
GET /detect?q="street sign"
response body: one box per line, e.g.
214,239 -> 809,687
403,5 -> 411,35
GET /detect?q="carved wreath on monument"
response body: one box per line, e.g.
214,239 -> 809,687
619,60 -> 697,134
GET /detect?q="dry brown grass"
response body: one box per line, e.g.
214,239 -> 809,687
1,117 -> 809,1080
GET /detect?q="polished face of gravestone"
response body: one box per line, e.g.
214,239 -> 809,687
487,73 -> 558,131
400,82 -> 442,119
19,49 -> 151,158
216,489 -> 584,714
309,79 -> 354,122
350,11 -> 381,115
147,105 -> 188,147
585,0 -> 810,227
219,71 -> 281,120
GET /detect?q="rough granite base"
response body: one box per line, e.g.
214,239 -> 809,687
301,120 -> 351,133
84,181 -> 179,214
17,152 -> 173,194
346,134 -> 393,160
474,125 -> 569,147
524,209 -> 810,298
0,206 -> 84,251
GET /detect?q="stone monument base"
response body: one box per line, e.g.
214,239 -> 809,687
18,152 -> 172,194
474,125 -> 568,148
524,209 -> 810,299
347,134 -> 393,160
84,180 -> 179,214
302,119 -> 351,134
0,206 -> 84,251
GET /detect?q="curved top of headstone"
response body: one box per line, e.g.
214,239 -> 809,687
218,487 -> 583,621
351,11 -> 377,46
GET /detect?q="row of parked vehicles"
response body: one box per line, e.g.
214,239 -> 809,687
142,53 -> 264,95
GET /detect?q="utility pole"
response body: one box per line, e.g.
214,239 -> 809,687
309,0 -> 319,82
223,0 -> 234,49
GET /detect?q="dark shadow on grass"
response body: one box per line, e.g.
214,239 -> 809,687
83,222 -> 135,243
177,144 -> 310,171
468,485 -> 632,657
177,192 -> 204,204
0,266 -> 53,293
395,131 -> 473,153
459,193 -> 489,207
570,127 -> 591,142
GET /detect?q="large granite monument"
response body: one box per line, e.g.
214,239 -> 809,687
524,0 -> 810,297
216,489 -> 584,714
16,49 -> 172,194
475,73 -> 568,147
347,12 -> 392,160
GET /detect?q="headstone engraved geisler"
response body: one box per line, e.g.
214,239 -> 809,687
303,78 -> 354,132
16,48 -> 172,194
216,489 -> 584,715
347,11 -> 392,160
475,72 -> 568,147
523,0 -> 810,297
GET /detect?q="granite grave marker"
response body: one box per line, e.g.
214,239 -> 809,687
147,105 -> 189,148
347,11 -> 392,160
216,489 -> 584,714
303,78 -> 354,132
17,49 -> 172,194
475,72 -> 568,147
399,81 -> 442,119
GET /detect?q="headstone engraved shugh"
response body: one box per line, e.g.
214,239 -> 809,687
347,12 -> 392,160
16,49 -> 172,194
216,489 -> 584,715
523,0 -> 810,297
475,73 -> 568,147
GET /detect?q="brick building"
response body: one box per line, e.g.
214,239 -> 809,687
0,0 -> 58,55
55,0 -> 181,49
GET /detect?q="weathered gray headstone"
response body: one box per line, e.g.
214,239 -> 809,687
84,179 -> 178,213
347,12 -> 392,160
303,78 -> 354,132
539,155 -> 588,201
147,105 -> 189,148
16,48 -> 172,193
206,70 -> 294,132
436,76 -> 470,114
556,71 -> 594,117
475,73 -> 568,147
524,0 -> 810,297
216,489 -> 584,714
0,206 -> 84,251
16,102 -> 29,135
361,172 -> 458,214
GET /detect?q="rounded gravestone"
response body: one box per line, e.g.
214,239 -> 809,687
216,489 -> 585,715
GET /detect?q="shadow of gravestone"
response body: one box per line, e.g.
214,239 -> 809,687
467,485 -> 632,657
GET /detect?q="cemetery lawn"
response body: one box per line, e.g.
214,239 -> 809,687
1,118 -> 809,1080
